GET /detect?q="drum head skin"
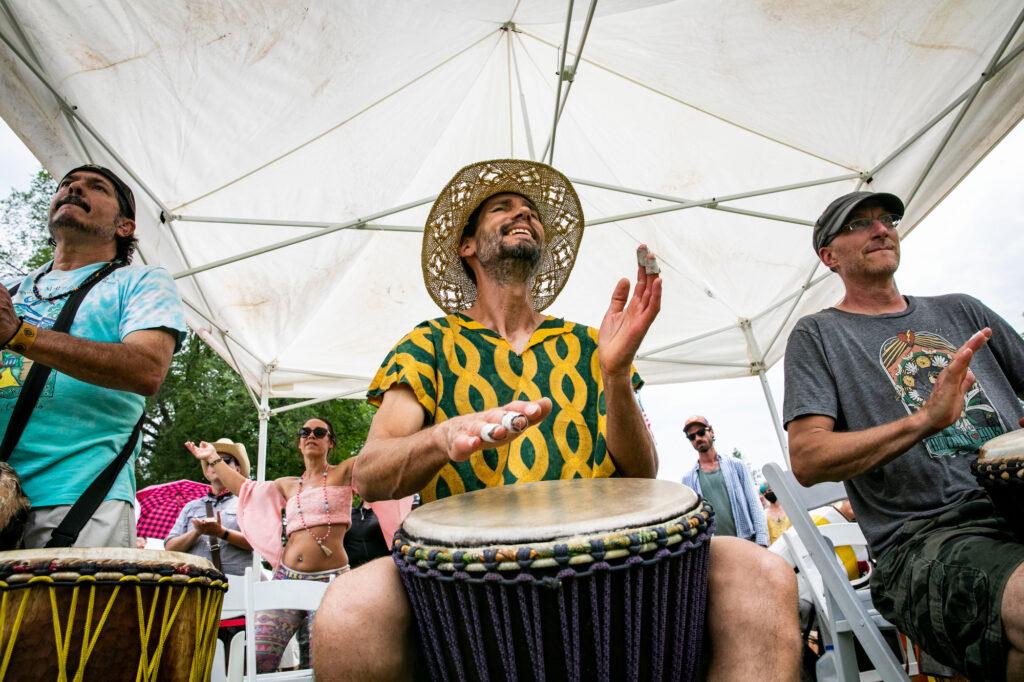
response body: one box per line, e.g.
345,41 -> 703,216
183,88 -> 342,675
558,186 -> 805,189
0,547 -> 216,570
401,478 -> 698,546
979,428 -> 1024,461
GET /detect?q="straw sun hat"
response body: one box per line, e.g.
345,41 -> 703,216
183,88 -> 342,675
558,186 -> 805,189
421,159 -> 585,314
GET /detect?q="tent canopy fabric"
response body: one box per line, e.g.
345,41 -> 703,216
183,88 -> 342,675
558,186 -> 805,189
1,1 -> 1022,405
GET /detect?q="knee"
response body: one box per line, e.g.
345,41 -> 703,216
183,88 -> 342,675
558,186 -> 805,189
709,538 -> 799,622
757,549 -> 799,603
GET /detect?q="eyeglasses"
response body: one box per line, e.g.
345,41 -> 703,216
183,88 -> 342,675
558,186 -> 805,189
208,454 -> 236,467
686,428 -> 708,441
298,427 -> 330,440
840,213 -> 901,235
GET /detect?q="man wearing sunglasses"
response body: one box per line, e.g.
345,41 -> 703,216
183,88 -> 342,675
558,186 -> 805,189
165,438 -> 253,576
680,415 -> 768,546
783,191 -> 1024,681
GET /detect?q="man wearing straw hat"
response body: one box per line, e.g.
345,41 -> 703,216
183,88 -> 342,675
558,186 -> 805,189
165,438 -> 253,576
314,159 -> 800,680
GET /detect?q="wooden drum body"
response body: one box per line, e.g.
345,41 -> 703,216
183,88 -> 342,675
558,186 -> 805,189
0,548 -> 227,681
393,478 -> 714,682
972,429 -> 1024,538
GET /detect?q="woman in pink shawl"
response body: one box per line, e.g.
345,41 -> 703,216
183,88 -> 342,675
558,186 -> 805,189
186,417 -> 411,672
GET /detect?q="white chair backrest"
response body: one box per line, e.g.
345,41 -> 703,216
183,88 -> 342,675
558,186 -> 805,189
222,573 -> 247,615
816,521 -> 869,551
794,479 -> 847,511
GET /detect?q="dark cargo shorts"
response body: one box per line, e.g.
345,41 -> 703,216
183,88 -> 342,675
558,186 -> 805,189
870,498 -> 1024,681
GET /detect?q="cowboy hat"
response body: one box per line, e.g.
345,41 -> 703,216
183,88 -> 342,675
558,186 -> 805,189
421,159 -> 584,313
211,438 -> 250,478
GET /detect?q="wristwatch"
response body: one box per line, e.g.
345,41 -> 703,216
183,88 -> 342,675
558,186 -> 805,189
221,529 -> 229,540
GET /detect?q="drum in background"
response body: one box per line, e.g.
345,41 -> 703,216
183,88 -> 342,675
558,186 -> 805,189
972,429 -> 1024,537
393,478 -> 714,682
0,548 -> 227,681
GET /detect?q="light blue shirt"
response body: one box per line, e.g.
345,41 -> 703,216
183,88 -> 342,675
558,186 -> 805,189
1,261 -> 187,507
682,453 -> 769,546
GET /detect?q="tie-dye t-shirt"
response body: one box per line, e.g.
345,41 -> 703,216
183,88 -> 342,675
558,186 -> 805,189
367,314 -> 642,503
1,261 -> 187,507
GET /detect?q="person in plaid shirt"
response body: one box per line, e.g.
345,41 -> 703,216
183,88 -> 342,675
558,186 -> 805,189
165,438 -> 253,575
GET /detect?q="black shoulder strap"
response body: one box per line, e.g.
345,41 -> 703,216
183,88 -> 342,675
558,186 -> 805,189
0,263 -> 124,462
46,415 -> 142,548
8,282 -> 20,296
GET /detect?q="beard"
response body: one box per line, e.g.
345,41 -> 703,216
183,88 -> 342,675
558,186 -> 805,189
48,212 -> 91,236
478,235 -> 542,285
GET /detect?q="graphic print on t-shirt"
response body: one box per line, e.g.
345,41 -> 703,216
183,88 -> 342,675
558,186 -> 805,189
0,295 -> 64,400
880,329 -> 1005,458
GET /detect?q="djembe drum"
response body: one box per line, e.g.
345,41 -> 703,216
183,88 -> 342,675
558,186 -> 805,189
393,478 -> 714,682
972,429 -> 1024,538
0,548 -> 227,681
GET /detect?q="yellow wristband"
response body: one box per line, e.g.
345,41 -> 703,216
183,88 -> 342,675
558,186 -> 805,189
5,320 -> 38,354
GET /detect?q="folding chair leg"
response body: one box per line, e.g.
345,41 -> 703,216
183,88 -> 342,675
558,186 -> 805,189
833,632 -> 861,682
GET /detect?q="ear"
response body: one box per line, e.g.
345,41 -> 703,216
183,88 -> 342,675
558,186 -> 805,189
116,217 -> 136,238
459,236 -> 476,258
818,245 -> 839,271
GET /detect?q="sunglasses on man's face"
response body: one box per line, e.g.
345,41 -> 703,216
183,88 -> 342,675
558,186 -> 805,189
298,427 -> 330,440
209,455 -> 236,467
686,428 -> 708,441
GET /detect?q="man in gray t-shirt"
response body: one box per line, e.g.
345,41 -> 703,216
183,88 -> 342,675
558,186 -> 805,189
783,190 -> 1024,681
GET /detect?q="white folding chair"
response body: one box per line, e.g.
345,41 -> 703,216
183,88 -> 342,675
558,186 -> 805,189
763,463 -> 913,682
230,566 -> 330,682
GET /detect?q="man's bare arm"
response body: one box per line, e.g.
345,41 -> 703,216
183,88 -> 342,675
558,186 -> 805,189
355,385 -> 553,501
597,256 -> 662,478
789,328 -> 992,486
603,375 -> 658,478
0,285 -> 176,396
16,328 -> 176,396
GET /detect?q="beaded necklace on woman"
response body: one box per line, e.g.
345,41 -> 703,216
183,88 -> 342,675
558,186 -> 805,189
295,463 -> 334,557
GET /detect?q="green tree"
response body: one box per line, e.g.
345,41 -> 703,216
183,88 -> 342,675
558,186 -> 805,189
139,332 -> 375,486
0,169 -> 54,277
1,168 -> 374,487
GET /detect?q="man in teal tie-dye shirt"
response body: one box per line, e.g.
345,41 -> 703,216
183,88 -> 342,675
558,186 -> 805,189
0,165 -> 186,548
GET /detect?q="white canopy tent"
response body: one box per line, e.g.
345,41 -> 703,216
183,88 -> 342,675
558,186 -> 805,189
1,1 -> 1022,478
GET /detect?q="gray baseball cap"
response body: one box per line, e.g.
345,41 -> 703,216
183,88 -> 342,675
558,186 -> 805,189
813,191 -> 904,252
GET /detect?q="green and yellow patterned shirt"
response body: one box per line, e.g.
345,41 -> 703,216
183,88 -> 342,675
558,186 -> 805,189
367,314 -> 643,503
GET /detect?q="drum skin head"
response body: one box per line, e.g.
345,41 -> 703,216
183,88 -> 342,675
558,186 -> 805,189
0,547 -> 216,570
979,428 -> 1024,461
401,478 -> 698,546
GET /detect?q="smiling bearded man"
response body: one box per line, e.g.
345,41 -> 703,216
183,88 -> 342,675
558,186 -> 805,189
312,159 -> 801,681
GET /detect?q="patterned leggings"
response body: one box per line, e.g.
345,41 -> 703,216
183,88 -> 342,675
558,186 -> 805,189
255,563 -> 349,673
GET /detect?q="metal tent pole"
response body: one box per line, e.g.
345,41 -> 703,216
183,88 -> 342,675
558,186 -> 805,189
741,319 -> 789,466
252,366 -> 272,575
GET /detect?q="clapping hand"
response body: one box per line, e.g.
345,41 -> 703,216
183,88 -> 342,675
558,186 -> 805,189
598,245 -> 662,378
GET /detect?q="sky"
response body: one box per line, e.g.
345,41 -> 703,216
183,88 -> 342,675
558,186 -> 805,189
1,118 -> 1022,484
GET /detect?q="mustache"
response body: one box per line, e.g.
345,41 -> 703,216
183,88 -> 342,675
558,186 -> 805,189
501,222 -> 537,239
55,195 -> 90,213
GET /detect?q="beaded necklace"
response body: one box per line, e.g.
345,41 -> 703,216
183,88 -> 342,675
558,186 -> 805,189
296,464 -> 333,557
32,260 -> 121,303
